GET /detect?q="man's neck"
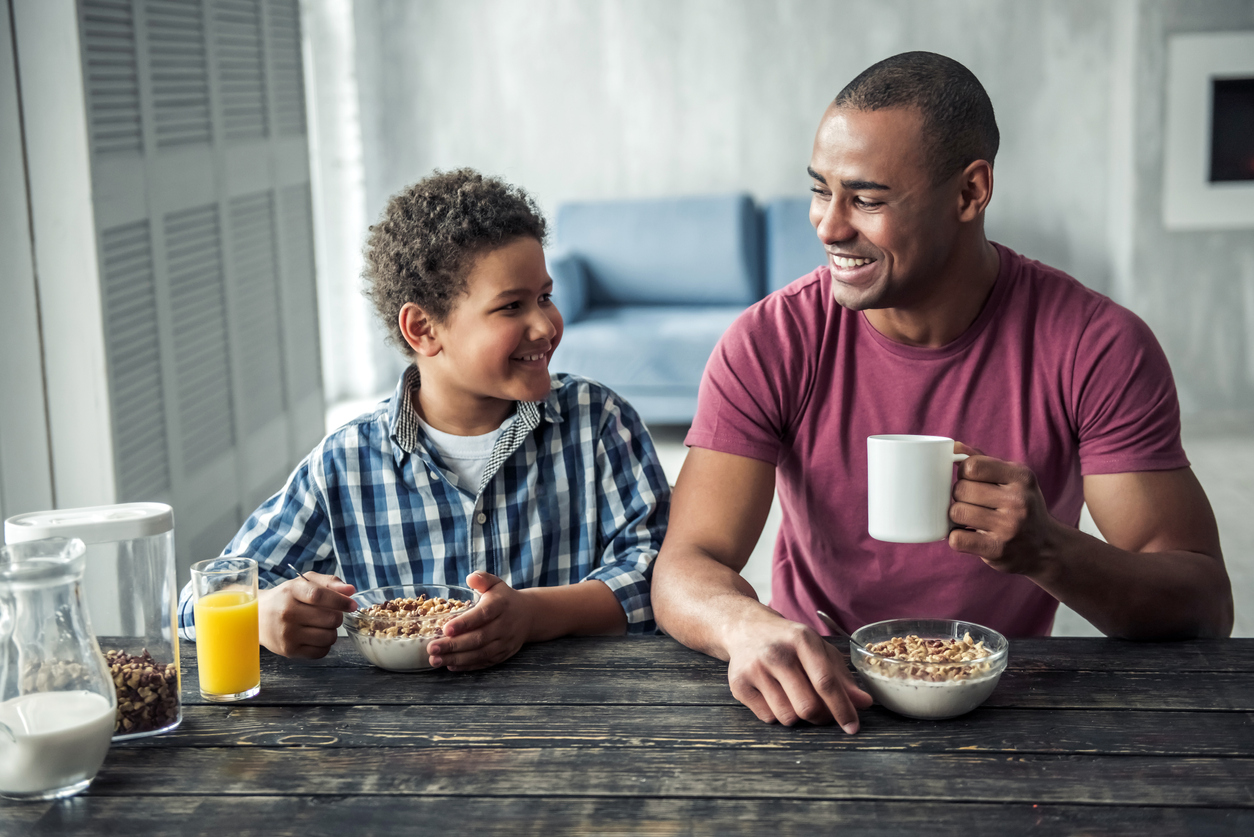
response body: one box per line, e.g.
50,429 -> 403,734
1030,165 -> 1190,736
863,238 -> 1001,348
410,365 -> 514,437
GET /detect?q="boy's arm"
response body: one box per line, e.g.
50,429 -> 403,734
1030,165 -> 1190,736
176,452 -> 346,642
518,579 -> 626,638
580,393 -> 672,634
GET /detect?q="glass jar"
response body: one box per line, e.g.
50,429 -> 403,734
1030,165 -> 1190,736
5,504 -> 181,740
0,538 -> 117,800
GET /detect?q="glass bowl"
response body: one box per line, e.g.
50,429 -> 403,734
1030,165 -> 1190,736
849,618 -> 1009,720
341,584 -> 479,672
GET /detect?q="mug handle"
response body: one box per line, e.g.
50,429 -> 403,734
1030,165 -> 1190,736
952,454 -> 969,464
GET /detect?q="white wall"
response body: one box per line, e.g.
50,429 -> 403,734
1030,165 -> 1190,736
1123,1 -> 1254,413
0,0 -> 54,521
312,0 -> 1254,413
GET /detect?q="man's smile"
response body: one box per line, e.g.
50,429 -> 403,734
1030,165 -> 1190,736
830,254 -> 876,269
827,251 -> 880,286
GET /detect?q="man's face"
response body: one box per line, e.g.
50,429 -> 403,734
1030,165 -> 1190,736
808,105 -> 960,311
434,236 -> 563,407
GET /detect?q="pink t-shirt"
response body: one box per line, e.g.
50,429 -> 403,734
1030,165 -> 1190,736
686,244 -> 1188,637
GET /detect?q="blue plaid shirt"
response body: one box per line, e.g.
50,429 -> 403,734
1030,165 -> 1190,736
177,367 -> 670,638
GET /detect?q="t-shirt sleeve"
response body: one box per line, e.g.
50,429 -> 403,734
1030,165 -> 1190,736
685,291 -> 812,463
1072,301 -> 1189,475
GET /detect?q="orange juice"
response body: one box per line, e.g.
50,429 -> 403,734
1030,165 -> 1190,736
193,590 -> 260,697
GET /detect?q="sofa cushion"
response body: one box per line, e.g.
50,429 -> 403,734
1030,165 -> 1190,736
555,194 -> 763,306
764,197 -> 829,293
552,305 -> 745,395
545,248 -> 589,323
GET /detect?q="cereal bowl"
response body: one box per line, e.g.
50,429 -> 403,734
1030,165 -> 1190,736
849,618 -> 1008,720
342,584 -> 480,672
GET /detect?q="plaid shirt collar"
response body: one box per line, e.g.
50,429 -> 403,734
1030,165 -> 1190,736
388,364 -> 565,458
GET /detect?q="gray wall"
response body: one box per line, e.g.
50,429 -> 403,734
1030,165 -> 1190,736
1125,1 -> 1254,412
344,0 -> 1254,412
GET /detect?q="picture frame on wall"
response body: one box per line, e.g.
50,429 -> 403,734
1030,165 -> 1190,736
1163,31 -> 1254,230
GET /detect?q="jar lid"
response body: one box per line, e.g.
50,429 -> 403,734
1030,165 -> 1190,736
5,503 -> 174,545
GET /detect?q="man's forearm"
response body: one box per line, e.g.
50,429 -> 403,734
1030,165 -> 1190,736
652,546 -> 779,661
1031,526 -> 1233,639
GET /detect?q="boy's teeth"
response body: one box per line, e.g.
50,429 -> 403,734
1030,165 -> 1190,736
834,256 -> 873,268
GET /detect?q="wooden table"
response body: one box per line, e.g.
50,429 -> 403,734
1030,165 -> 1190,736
3,635 -> 1253,835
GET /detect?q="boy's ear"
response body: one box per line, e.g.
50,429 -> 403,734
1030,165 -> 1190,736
398,303 -> 442,358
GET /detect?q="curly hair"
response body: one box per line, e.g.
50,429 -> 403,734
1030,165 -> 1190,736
363,168 -> 548,354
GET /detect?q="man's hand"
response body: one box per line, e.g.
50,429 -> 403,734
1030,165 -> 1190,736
258,572 -> 357,659
427,572 -> 535,671
947,442 -> 1063,576
725,611 -> 872,732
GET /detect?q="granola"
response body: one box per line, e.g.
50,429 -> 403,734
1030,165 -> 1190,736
354,594 -> 473,639
861,632 -> 995,682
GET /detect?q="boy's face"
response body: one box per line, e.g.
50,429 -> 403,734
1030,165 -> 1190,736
429,236 -> 563,410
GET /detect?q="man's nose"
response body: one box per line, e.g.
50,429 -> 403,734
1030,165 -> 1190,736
815,200 -> 856,246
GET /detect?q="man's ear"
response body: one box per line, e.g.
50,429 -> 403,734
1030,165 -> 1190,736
398,302 -> 441,358
956,159 -> 993,223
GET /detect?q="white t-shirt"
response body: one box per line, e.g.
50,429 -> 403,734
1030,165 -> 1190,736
415,413 -> 517,493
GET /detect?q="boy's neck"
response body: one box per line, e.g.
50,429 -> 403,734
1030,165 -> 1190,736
410,366 -> 515,437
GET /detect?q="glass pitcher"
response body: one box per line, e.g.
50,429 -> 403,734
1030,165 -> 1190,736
0,538 -> 117,800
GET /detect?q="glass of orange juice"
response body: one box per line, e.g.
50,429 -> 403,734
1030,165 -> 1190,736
190,557 -> 260,702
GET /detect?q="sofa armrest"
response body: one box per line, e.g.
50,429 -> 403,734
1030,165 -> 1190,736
546,248 -> 589,324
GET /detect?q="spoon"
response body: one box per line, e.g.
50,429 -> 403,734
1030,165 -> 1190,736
285,565 -> 312,583
816,610 -> 857,646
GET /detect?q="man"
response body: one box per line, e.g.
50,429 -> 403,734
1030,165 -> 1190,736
651,52 -> 1233,735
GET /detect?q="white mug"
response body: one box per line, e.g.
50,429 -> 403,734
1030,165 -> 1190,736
867,435 -> 969,543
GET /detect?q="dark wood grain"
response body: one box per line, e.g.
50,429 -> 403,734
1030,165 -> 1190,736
173,635 -> 1254,675
27,796 -> 1254,837
121,704 -> 1254,756
7,634 -> 1249,834
179,658 -> 1254,711
82,746 -> 1254,807
1,806 -> 46,836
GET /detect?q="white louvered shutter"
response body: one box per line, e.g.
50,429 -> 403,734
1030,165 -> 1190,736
73,0 -> 324,578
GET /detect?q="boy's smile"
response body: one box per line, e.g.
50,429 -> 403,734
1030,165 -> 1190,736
401,236 -> 563,436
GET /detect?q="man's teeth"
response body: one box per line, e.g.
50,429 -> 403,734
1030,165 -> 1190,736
833,256 -> 873,269
515,354 -> 544,361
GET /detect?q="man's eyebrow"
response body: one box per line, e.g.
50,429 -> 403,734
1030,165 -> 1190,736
841,178 -> 891,191
806,167 -> 891,191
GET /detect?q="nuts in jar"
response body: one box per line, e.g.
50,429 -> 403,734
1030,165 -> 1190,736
104,649 -> 179,735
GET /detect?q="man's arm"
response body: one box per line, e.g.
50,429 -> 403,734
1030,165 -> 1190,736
652,447 -> 871,732
949,452 -> 1233,639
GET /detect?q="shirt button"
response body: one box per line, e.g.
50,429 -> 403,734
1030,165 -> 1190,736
476,512 -> 487,524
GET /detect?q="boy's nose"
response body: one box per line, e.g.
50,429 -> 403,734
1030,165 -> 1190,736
531,307 -> 559,340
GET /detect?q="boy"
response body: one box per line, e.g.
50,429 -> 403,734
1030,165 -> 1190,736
177,169 -> 670,670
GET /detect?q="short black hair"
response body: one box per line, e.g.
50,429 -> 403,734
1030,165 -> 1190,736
363,168 -> 547,354
833,51 -> 999,185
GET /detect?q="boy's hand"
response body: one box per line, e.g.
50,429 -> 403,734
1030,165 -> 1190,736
257,572 -> 357,659
426,572 -> 534,671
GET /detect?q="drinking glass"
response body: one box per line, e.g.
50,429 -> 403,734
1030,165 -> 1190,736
190,557 -> 260,702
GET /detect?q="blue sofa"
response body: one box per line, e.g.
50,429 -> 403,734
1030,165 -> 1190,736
547,194 -> 827,425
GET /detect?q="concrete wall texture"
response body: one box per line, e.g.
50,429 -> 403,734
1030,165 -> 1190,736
343,0 -> 1254,412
